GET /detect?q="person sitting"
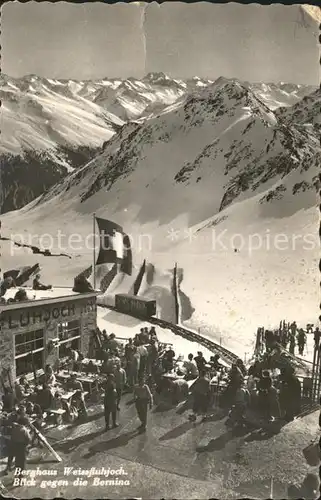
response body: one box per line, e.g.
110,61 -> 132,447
183,354 -> 199,380
2,387 -> 15,413
86,360 -> 99,374
19,376 -> 30,393
0,276 -> 16,297
14,379 -> 26,404
209,354 -> 222,373
38,384 -> 53,411
90,380 -> 101,403
44,365 -> 56,386
29,386 -> 40,405
71,390 -> 87,420
25,401 -> 34,416
32,274 -> 52,291
16,404 -> 31,425
170,377 -> 189,406
31,404 -> 44,447
67,374 -> 83,392
68,347 -> 80,371
72,275 -> 94,293
14,288 -> 29,302
162,346 -> 175,373
51,392 -> 63,410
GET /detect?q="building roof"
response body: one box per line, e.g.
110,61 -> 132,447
1,287 -> 100,311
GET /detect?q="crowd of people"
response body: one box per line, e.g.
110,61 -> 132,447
0,320 -> 317,488
257,320 -> 320,356
224,353 -> 303,431
0,324 -> 234,477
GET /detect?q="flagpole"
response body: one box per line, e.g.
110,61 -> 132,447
93,213 -> 96,290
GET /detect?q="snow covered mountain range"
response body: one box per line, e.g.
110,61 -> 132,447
1,73 -> 319,355
0,72 -> 316,213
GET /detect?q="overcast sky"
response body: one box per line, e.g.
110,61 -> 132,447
2,2 -> 319,84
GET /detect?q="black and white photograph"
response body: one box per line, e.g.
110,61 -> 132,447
0,1 -> 320,498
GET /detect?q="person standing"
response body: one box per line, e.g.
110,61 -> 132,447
137,343 -> 148,380
194,352 -> 207,373
278,366 -> 301,421
313,327 -> 321,348
289,333 -> 296,355
297,328 -> 307,356
128,347 -> 140,389
146,339 -> 159,378
2,387 -> 15,412
3,411 -> 18,475
5,417 -> 32,480
103,374 -> 118,431
106,334 -> 120,353
133,378 -> 153,431
114,365 -> 126,411
191,371 -> 210,418
124,338 -> 135,375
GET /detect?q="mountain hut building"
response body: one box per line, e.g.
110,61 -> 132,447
0,288 -> 99,383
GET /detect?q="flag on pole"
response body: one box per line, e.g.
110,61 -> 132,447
94,217 -> 133,276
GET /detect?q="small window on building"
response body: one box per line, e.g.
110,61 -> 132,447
15,329 -> 44,377
57,320 -> 81,358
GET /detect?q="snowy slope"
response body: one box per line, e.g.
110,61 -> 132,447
1,76 -> 319,357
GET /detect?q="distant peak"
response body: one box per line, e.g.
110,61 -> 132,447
212,76 -> 239,87
143,72 -> 170,81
